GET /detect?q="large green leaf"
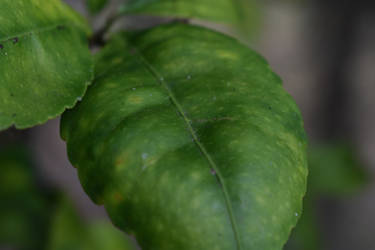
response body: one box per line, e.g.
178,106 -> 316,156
0,0 -> 93,130
61,23 -> 308,250
120,0 -> 246,24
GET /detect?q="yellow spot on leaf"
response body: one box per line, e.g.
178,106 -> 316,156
128,95 -> 144,104
217,50 -> 238,60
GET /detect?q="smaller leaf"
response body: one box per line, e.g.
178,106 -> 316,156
87,0 -> 109,14
120,0 -> 242,23
119,0 -> 262,40
0,0 -> 93,131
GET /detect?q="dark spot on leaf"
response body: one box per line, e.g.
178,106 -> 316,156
12,114 -> 16,117
210,168 -> 216,175
268,106 -> 272,110
57,25 -> 65,30
0,44 -> 3,49
10,93 -> 14,97
12,37 -> 18,44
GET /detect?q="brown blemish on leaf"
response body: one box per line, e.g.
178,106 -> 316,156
115,151 -> 131,168
115,156 -> 126,166
113,192 -> 124,202
210,168 -> 217,175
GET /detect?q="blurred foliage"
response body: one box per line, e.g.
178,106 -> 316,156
0,145 -> 136,250
47,198 -> 137,250
0,146 -> 57,250
308,144 -> 367,196
235,0 -> 263,39
285,143 -> 368,250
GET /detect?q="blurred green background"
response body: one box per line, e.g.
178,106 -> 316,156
1,0 -> 375,249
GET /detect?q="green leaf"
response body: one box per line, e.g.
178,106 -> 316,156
87,0 -> 109,14
0,0 -> 93,131
120,0 -> 245,24
61,23 -> 308,250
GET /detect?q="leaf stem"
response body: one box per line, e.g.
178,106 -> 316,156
90,13 -> 121,48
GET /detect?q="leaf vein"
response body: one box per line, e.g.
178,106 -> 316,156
130,45 -> 242,250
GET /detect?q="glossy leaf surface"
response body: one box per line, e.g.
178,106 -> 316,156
0,0 -> 93,130
62,23 -> 308,250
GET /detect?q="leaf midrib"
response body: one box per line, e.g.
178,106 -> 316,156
130,45 -> 242,250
